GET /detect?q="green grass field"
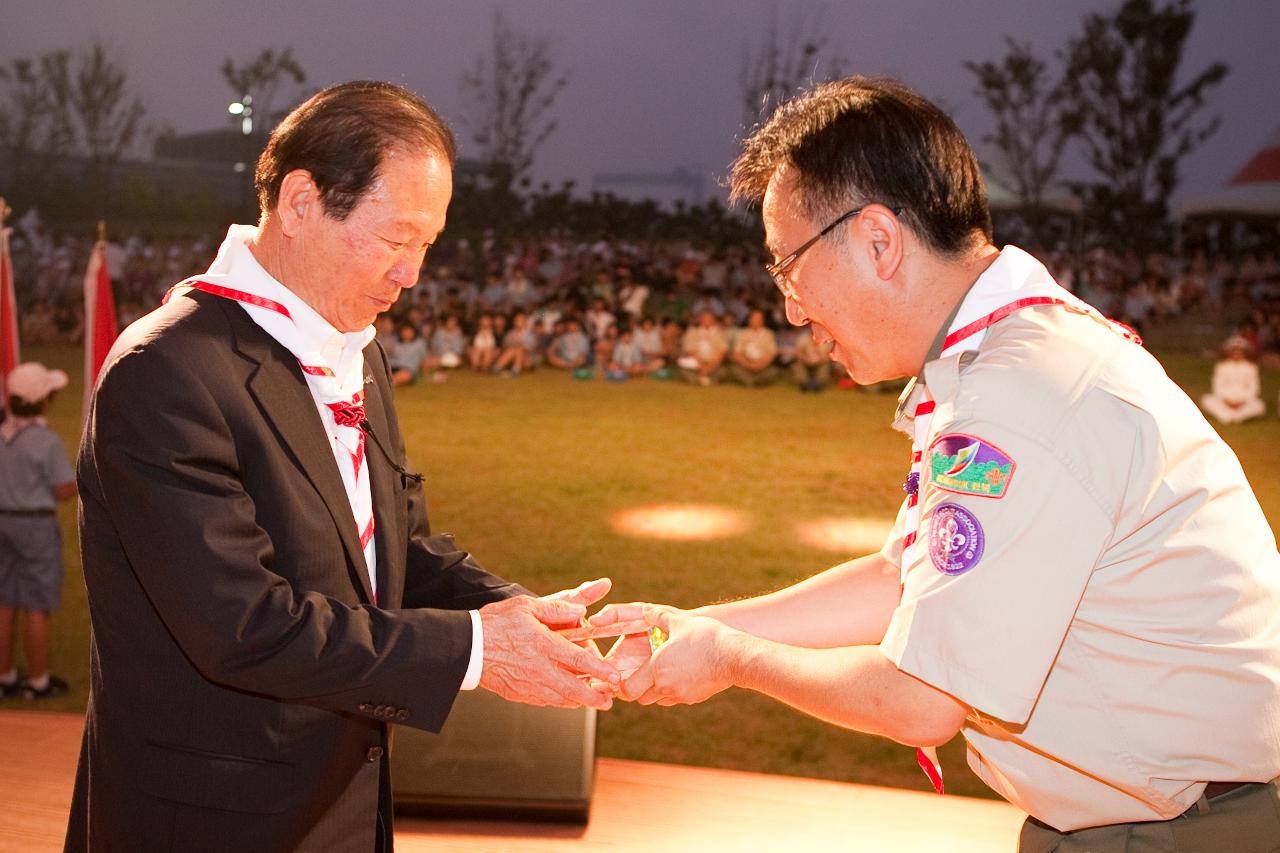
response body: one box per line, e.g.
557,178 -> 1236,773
6,343 -> 1280,799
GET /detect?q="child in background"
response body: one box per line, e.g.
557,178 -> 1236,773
430,315 -> 468,372
388,322 -> 430,386
494,311 -> 535,376
609,326 -> 663,378
1200,335 -> 1266,424
469,314 -> 499,373
0,362 -> 77,700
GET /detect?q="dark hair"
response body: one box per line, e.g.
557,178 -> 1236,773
7,395 -> 47,417
730,76 -> 991,256
256,80 -> 457,221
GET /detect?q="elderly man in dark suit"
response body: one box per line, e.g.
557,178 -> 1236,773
66,81 -> 619,853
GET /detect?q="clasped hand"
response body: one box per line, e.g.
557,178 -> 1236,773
478,581 -> 743,712
588,602 -> 745,706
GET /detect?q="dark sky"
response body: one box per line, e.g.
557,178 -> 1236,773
3,0 -> 1277,202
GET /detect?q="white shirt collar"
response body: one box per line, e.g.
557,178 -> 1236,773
207,225 -> 375,372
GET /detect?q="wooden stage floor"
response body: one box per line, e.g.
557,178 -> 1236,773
0,710 -> 1025,852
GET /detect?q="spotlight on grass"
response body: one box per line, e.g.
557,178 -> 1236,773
796,516 -> 894,555
610,504 -> 751,541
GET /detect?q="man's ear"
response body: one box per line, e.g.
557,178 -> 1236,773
275,170 -> 318,238
860,204 -> 905,281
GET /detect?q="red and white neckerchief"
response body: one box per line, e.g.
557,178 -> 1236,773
895,247 -> 1140,794
162,228 -> 378,599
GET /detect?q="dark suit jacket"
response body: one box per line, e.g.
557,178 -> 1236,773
65,290 -> 525,852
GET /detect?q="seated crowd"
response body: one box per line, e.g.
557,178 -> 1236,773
6,218 -> 1280,398
306,233 -> 850,390
373,300 -> 838,391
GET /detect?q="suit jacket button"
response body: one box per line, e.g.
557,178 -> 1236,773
396,709 -> 409,722
359,703 -> 373,713
366,746 -> 384,762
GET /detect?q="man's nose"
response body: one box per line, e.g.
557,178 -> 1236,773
389,258 -> 420,288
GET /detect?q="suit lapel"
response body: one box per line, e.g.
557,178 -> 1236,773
362,351 -> 404,608
224,297 -> 376,605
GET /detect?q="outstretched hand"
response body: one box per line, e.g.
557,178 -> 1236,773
478,594 -> 620,710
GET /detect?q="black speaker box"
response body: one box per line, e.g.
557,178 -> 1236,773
391,689 -> 597,823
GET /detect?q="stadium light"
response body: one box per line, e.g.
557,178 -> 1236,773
228,94 -> 254,135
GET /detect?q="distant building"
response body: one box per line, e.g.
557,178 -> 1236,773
152,127 -> 268,207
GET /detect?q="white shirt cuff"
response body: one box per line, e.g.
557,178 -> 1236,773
459,610 -> 483,690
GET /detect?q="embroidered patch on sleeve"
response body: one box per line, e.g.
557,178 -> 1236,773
928,503 -> 985,575
928,433 -> 1016,498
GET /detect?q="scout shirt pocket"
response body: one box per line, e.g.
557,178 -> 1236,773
879,415 -> 1112,728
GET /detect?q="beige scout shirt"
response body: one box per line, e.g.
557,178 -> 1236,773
681,325 -> 729,364
732,327 -> 779,365
878,253 -> 1280,831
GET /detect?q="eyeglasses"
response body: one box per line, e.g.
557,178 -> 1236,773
765,205 -> 901,300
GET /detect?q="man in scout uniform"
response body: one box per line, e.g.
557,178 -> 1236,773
593,77 -> 1280,851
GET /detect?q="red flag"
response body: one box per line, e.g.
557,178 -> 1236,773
83,238 -> 118,408
0,223 -> 18,406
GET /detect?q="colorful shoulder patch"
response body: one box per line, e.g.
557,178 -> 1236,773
928,433 -> 1016,499
928,504 -> 985,575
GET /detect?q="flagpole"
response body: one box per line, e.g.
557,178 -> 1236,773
84,222 -> 99,415
0,197 -> 18,411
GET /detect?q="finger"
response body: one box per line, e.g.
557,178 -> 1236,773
619,665 -> 655,702
553,641 -> 608,675
507,669 -> 598,709
543,669 -> 615,710
528,596 -> 588,627
641,603 -> 673,631
603,633 -> 646,657
602,655 -> 646,680
589,602 -> 646,627
549,637 -> 622,686
556,619 -> 649,642
544,577 -> 612,608
603,635 -> 652,670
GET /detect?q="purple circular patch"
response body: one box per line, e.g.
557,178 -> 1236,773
928,503 -> 985,575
